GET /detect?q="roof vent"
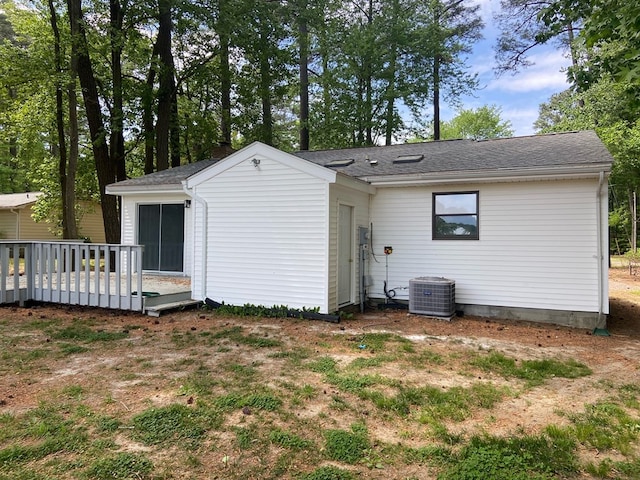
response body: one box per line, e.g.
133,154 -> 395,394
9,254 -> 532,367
368,158 -> 378,166
393,154 -> 424,164
325,158 -> 354,168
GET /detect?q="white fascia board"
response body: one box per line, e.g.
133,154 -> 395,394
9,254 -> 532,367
105,184 -> 185,196
362,164 -> 612,186
335,172 -> 376,195
185,141 -> 337,188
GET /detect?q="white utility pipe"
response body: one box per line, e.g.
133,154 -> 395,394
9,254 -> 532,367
182,184 -> 208,301
596,171 -> 606,326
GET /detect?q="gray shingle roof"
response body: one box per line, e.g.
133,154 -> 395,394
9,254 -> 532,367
107,131 -> 612,193
107,160 -> 218,190
0,192 -> 42,209
293,131 -> 613,179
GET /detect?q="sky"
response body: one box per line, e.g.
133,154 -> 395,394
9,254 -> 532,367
441,0 -> 573,136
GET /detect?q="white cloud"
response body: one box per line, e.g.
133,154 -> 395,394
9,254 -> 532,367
487,50 -> 571,93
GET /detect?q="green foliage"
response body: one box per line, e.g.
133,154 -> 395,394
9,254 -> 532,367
470,351 -> 591,386
269,429 -> 314,450
59,343 -> 89,355
438,432 -> 577,480
234,426 -> 260,450
50,324 -> 128,343
0,403 -> 88,467
299,466 -> 355,480
211,303 -> 319,319
324,424 -> 370,464
307,356 -> 338,374
566,401 -> 640,454
214,392 -> 282,412
131,404 -> 219,447
440,105 -> 514,140
85,453 -> 153,480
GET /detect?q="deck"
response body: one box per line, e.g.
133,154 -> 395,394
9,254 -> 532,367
0,241 -> 195,315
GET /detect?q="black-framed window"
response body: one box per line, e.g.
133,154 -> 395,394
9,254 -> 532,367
432,191 -> 479,240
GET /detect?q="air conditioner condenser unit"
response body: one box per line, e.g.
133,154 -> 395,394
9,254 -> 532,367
409,277 -> 455,318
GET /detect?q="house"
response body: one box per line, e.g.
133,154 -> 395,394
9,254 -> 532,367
106,131 -> 613,329
0,192 -> 106,242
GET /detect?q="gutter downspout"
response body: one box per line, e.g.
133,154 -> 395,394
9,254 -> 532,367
182,183 -> 208,301
10,209 -> 20,239
596,171 -> 606,327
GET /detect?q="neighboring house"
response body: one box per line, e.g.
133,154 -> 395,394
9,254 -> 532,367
106,131 -> 613,328
0,192 -> 106,243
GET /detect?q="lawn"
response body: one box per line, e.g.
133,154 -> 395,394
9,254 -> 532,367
0,301 -> 639,479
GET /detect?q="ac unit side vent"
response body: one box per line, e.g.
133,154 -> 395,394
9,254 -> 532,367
409,277 -> 455,317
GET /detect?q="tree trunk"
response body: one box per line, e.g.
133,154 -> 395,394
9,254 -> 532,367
68,0 -> 120,243
143,41 -> 159,174
219,0 -> 232,148
110,0 -> 126,182
170,88 -> 181,167
259,28 -> 273,146
49,0 -> 78,239
156,0 -> 176,171
298,4 -> 309,150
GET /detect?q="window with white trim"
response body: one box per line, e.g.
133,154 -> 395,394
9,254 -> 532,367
432,191 -> 479,240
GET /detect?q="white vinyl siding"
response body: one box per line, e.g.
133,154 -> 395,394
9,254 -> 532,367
369,179 -> 606,313
193,157 -> 330,312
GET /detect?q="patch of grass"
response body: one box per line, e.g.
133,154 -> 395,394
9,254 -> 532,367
565,401 -> 640,454
269,428 -> 314,450
618,383 -> 640,410
408,349 -> 445,367
211,326 -> 282,348
50,324 -> 128,343
469,351 -> 591,386
324,423 -> 370,464
307,356 -> 338,374
131,404 -> 220,448
59,343 -> 89,355
438,430 -> 577,480
299,466 -> 355,480
326,372 -> 384,393
268,348 -> 311,364
0,404 -> 88,467
85,452 -> 153,480
357,332 -> 411,352
214,391 -> 282,411
62,385 -> 84,400
179,364 -> 218,396
348,354 -> 396,370
234,425 -> 260,450
93,415 -> 121,433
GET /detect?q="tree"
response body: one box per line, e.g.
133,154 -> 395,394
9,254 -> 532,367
67,0 -> 120,243
535,80 -> 640,252
495,0 -> 582,74
48,0 -> 78,239
539,1 -> 640,89
423,0 -> 483,140
440,105 -> 514,140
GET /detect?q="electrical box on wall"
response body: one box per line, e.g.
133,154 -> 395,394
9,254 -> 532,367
358,227 -> 369,245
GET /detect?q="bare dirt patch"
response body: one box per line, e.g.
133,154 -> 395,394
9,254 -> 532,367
0,267 -> 639,479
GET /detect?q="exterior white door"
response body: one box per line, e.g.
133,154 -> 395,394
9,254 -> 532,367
338,204 -> 353,306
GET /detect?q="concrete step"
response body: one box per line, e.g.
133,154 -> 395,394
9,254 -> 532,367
145,299 -> 202,317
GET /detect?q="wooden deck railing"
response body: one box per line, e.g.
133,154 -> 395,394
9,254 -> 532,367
0,241 -> 144,311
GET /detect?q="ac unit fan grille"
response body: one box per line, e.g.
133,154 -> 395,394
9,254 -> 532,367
409,277 -> 455,317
